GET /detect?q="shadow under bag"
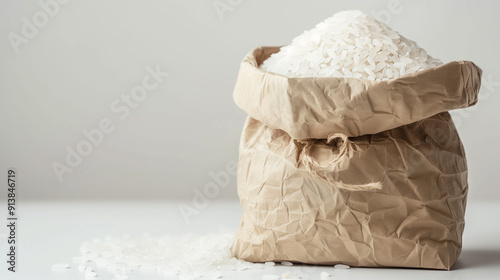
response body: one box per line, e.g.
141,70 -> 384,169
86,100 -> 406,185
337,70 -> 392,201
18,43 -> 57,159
231,46 -> 482,270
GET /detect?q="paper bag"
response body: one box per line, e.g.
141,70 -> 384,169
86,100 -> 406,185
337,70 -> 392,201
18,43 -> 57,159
231,47 -> 482,270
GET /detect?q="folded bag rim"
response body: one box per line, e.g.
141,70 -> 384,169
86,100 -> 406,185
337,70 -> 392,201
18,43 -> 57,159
233,46 -> 482,140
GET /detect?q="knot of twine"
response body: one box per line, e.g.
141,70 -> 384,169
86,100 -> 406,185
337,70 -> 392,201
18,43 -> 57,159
299,132 -> 382,191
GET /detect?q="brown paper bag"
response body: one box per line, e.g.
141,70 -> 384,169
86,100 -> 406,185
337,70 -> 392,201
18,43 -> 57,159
230,46 -> 482,270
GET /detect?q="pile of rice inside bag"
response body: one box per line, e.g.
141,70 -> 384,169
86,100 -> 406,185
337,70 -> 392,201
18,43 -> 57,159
260,10 -> 442,80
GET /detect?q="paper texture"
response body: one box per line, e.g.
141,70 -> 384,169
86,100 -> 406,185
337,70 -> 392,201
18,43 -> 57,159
231,47 -> 482,270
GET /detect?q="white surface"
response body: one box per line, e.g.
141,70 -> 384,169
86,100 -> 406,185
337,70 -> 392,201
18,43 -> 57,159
1,200 -> 499,280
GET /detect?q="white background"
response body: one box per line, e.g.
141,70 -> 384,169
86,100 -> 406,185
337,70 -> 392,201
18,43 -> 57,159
0,0 -> 499,202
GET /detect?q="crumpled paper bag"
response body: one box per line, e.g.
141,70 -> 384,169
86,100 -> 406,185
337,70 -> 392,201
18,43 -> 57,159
230,46 -> 482,270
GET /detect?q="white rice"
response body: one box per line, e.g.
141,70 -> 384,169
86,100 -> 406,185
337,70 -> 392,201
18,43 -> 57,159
260,10 -> 442,80
334,264 -> 350,269
72,232 -> 314,279
76,232 -> 241,278
51,262 -> 70,270
72,231 -> 313,279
